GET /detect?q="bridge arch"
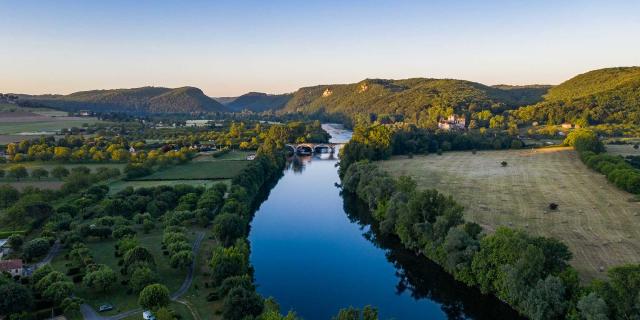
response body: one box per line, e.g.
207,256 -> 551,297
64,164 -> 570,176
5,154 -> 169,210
314,144 -> 333,154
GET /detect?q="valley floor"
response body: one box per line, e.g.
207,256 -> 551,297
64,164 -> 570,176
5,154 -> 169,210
378,147 -> 640,281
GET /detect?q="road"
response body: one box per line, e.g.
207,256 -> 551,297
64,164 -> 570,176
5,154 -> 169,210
80,232 -> 205,320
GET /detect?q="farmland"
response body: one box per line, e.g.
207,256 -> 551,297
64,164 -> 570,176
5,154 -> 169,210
134,160 -> 249,181
378,147 -> 640,281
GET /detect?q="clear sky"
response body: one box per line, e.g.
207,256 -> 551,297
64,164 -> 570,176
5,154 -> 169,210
1,0 -> 639,96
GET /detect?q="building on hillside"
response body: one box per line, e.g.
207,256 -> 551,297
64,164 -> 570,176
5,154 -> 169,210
0,239 -> 10,259
0,259 -> 23,277
438,115 -> 466,130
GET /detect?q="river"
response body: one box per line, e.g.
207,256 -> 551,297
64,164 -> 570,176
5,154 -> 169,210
249,124 -> 520,319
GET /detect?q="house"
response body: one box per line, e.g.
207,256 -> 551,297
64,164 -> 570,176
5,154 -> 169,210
129,146 -> 136,154
185,120 -> 211,127
246,154 -> 256,160
438,115 -> 466,130
0,259 -> 23,277
0,239 -> 10,259
561,123 -> 573,129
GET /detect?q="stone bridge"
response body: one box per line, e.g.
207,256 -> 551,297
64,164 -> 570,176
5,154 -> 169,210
285,143 -> 344,155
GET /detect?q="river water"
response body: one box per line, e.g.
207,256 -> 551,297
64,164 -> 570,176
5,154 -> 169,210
249,124 -> 520,319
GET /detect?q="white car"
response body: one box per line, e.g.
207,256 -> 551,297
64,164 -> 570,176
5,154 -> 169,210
143,311 -> 156,320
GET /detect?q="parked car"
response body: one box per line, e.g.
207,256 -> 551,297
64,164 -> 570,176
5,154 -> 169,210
98,304 -> 113,312
143,310 -> 156,320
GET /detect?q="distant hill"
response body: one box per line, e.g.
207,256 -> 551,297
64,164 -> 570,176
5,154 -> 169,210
280,78 -> 550,124
20,86 -> 229,113
222,92 -> 292,112
513,67 -> 640,125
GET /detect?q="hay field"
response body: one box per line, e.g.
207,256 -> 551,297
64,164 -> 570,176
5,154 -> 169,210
378,147 -> 640,281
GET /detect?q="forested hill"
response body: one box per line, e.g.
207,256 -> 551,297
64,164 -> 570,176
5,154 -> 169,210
513,67 -> 640,125
19,86 -> 229,113
279,78 -> 550,125
222,92 -> 292,112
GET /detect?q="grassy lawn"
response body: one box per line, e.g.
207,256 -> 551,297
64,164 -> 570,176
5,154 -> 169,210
0,180 -> 64,190
193,150 -> 254,161
605,144 -> 640,157
134,161 -> 248,181
107,179 -> 231,194
50,227 -> 192,317
0,119 -> 103,134
378,147 -> 640,281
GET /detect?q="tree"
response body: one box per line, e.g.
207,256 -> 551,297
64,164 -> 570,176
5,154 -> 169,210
0,281 -> 33,315
7,166 -> 28,181
43,280 -> 74,304
7,234 -> 24,249
31,168 -> 49,180
210,242 -> 249,285
22,238 -> 50,261
138,284 -> 170,310
564,129 -> 605,153
124,246 -> 155,271
212,213 -> 246,246
577,292 -> 608,320
0,185 -> 19,208
522,276 -> 566,320
169,250 -> 193,268
83,265 -> 117,293
130,266 -> 157,293
222,286 -> 264,320
51,166 -> 70,179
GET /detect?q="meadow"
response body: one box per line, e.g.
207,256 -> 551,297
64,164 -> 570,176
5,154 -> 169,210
134,160 -> 249,181
108,179 -> 230,194
378,147 -> 640,281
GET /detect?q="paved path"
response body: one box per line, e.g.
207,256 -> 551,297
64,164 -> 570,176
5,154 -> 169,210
81,232 -> 206,320
37,240 -> 61,266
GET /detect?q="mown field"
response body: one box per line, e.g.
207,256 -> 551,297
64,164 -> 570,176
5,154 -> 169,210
378,147 -> 640,281
134,161 -> 249,181
605,144 -> 640,157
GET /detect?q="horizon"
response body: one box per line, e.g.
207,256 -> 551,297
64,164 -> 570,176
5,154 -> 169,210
1,0 -> 639,96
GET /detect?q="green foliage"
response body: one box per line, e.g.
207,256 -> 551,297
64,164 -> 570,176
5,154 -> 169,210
513,67 -> 640,125
331,306 -> 378,320
130,266 -> 158,293
282,78 -> 547,126
22,237 -> 51,261
564,129 -> 605,153
138,283 -> 170,310
82,264 -> 117,293
212,213 -> 246,246
222,286 -> 264,320
209,240 -> 250,285
0,279 -> 33,316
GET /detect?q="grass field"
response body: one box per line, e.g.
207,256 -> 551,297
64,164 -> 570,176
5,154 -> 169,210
0,180 -> 64,190
108,179 -> 231,194
134,161 -> 248,181
0,119 -> 104,135
193,150 -> 254,161
378,147 -> 640,281
605,144 -> 640,157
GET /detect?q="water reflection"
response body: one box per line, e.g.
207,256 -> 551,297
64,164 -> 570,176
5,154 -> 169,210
342,194 -> 524,320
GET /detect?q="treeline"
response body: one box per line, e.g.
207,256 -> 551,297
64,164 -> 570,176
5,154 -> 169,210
565,129 -> 640,194
342,161 -> 640,319
206,125 -> 303,320
338,122 -> 525,177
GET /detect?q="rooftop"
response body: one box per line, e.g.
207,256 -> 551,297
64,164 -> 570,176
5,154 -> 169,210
0,259 -> 23,271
